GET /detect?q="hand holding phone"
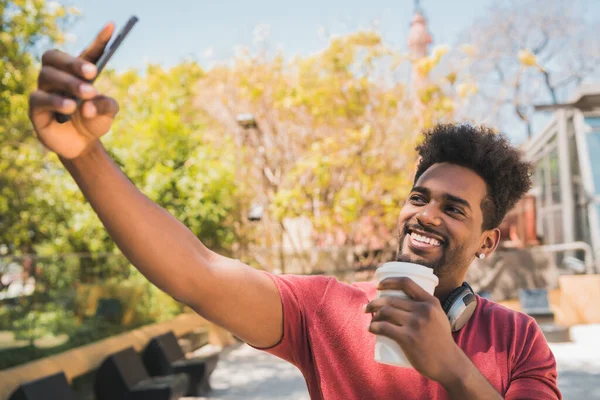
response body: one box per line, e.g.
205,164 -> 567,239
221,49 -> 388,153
55,16 -> 139,123
29,18 -> 139,159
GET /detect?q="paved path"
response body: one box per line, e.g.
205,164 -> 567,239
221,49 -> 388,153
549,325 -> 600,399
193,325 -> 600,400
191,344 -> 308,400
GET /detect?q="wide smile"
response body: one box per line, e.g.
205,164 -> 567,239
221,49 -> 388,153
406,229 -> 445,251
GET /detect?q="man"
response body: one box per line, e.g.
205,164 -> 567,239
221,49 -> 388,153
29,24 -> 560,399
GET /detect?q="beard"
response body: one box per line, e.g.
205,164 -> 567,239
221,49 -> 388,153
396,222 -> 465,278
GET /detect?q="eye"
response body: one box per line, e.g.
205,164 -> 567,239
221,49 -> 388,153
409,194 -> 426,205
446,206 -> 464,216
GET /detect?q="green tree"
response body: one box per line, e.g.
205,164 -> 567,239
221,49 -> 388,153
198,31 -> 475,270
0,1 -> 245,355
0,0 -> 78,259
0,0 -> 81,352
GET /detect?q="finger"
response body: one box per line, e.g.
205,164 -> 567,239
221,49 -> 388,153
82,95 -> 119,119
378,277 -> 432,301
79,22 -> 115,63
371,305 -> 411,326
29,90 -> 77,117
29,90 -> 78,130
41,49 -> 97,81
365,296 -> 416,313
369,321 -> 404,340
38,66 -> 97,100
81,100 -> 97,119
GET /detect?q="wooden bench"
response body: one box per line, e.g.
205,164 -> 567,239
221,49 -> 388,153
8,372 -> 78,400
94,297 -> 123,324
142,331 -> 220,396
94,346 -> 188,400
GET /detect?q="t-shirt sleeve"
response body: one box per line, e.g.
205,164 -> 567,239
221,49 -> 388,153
504,317 -> 562,400
249,272 -> 332,368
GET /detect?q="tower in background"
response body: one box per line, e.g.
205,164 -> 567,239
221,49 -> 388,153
407,0 -> 432,59
408,0 -> 432,128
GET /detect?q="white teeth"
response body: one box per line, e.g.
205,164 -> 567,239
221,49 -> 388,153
410,232 -> 441,246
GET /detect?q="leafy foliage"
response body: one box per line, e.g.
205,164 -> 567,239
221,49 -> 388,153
199,32 -> 472,247
0,1 -> 241,360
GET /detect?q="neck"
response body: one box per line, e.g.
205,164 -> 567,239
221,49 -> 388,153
434,276 -> 464,302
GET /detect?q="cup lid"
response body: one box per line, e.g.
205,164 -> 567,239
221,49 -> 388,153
375,262 -> 438,282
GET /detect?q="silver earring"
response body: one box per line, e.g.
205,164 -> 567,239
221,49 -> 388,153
478,253 -> 485,259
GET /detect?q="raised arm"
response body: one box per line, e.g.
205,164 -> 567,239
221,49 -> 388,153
28,23 -> 282,348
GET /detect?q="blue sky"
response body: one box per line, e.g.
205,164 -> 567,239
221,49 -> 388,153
60,0 -> 600,143
63,0 -> 510,70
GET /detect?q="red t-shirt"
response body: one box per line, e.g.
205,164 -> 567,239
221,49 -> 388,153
255,272 -> 561,400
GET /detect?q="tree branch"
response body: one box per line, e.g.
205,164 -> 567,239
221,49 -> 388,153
540,68 -> 558,104
513,71 -> 533,139
532,30 -> 550,55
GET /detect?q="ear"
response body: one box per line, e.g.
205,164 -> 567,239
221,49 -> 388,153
478,228 -> 501,258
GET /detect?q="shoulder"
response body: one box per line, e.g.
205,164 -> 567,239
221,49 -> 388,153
473,296 -> 551,359
267,273 -> 375,307
268,273 -> 334,294
476,296 -> 536,329
265,273 -> 340,306
474,299 -> 560,396
271,273 -> 376,293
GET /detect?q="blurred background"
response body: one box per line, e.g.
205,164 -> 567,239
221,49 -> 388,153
1,0 -> 599,399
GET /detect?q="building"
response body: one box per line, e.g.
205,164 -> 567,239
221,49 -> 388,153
504,85 -> 600,273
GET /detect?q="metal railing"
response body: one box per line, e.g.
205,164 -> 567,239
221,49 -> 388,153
537,241 -> 597,274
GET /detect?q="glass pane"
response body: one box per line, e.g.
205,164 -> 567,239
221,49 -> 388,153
570,130 -> 581,178
537,159 -> 547,205
551,209 -> 564,244
595,202 -> 600,230
584,125 -> 600,194
549,149 -> 561,205
542,214 -> 553,245
575,203 -> 591,244
536,203 -> 544,239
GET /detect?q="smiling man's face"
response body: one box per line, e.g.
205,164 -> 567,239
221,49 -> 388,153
397,163 -> 489,278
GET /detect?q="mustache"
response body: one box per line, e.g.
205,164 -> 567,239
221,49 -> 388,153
402,222 -> 448,244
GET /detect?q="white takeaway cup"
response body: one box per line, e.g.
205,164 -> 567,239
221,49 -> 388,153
373,261 -> 439,368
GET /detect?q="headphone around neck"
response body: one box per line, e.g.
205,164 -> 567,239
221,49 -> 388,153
442,282 -> 477,331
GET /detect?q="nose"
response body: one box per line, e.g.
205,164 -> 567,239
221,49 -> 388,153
415,203 -> 442,227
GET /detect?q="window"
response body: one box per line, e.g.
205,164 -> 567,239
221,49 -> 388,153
549,148 -> 561,205
536,159 -> 546,202
530,134 -> 564,246
550,209 -> 564,245
586,124 -> 600,194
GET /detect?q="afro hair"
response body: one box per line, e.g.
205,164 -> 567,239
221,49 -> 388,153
414,123 -> 532,230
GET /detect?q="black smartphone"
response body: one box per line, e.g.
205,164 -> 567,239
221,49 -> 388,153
56,16 -> 139,123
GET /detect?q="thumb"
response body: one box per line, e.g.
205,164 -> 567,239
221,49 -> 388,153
90,95 -> 119,118
80,23 -> 115,64
76,96 -> 119,138
79,96 -> 119,120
